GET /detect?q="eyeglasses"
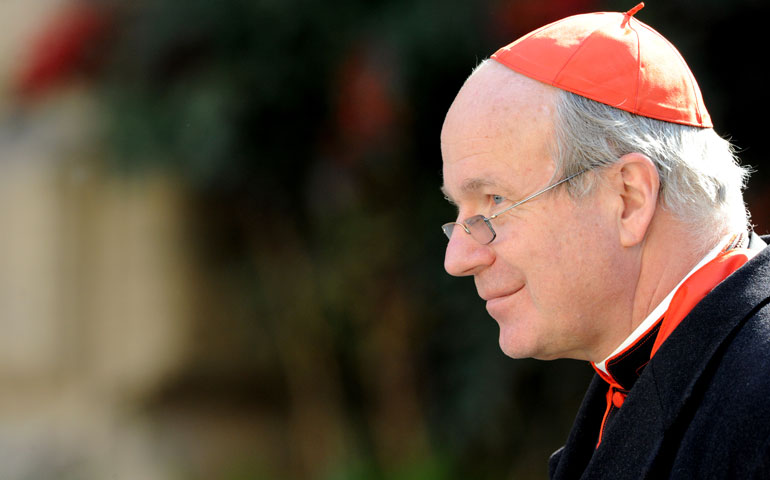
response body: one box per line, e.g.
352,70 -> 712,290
441,170 -> 587,245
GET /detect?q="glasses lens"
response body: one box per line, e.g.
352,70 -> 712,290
465,215 -> 494,244
441,223 -> 455,239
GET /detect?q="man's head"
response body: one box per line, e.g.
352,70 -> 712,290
440,7 -> 751,362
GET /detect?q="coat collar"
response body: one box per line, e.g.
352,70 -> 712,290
649,234 -> 770,426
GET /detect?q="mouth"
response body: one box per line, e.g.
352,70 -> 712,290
482,285 -> 524,312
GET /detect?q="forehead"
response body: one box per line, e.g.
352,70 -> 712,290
440,62 -> 559,200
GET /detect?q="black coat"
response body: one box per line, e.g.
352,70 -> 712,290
549,236 -> 770,479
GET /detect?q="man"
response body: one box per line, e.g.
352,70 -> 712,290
440,3 -> 770,478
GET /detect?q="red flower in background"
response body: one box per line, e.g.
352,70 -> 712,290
15,2 -> 110,98
333,45 -> 399,162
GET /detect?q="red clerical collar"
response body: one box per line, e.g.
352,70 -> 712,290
591,233 -> 755,447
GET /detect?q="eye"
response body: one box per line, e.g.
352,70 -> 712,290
492,194 -> 506,205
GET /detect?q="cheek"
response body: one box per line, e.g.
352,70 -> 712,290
526,203 -> 617,301
549,218 -> 628,318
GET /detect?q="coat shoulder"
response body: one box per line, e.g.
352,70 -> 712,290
664,300 -> 770,478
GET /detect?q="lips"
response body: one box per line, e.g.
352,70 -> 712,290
480,284 -> 524,303
481,285 -> 525,316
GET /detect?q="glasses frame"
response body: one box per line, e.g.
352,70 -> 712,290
442,170 -> 587,245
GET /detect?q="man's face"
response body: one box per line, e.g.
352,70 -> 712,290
441,63 -> 630,361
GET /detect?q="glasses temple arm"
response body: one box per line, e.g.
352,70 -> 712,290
487,170 -> 586,220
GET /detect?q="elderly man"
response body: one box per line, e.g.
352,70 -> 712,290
440,4 -> 770,478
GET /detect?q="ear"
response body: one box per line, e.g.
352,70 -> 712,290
610,153 -> 660,247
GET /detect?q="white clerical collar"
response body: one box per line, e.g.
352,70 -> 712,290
594,234 -> 755,375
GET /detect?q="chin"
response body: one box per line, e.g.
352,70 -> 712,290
498,331 -> 537,359
498,329 -> 564,360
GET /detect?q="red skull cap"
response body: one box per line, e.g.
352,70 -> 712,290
491,3 -> 712,128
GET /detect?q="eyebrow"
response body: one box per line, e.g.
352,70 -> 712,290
440,178 -> 498,205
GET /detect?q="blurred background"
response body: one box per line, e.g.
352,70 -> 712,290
0,0 -> 767,479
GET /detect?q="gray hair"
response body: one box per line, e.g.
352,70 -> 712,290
552,90 -> 752,242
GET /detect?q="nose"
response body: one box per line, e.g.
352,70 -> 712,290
444,227 -> 495,277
